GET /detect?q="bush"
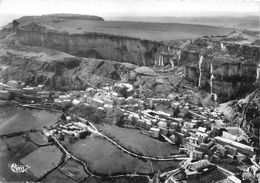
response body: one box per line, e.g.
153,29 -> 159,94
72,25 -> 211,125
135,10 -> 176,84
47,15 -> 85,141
58,133 -> 65,141
79,131 -> 90,139
183,110 -> 192,119
130,116 -> 137,126
47,136 -> 54,143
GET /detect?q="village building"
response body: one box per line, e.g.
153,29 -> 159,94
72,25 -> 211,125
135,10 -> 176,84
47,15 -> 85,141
214,136 -> 254,156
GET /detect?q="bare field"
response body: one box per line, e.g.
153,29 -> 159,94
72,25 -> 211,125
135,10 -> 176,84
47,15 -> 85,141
100,124 -> 179,157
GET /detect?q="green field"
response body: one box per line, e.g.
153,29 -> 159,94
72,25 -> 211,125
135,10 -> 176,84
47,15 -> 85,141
65,135 -> 180,175
0,107 -> 60,135
15,15 -> 234,41
28,132 -> 50,146
41,169 -> 72,183
20,145 -> 63,178
59,160 -> 87,182
66,136 -> 152,174
100,124 -> 179,157
187,169 -> 227,183
0,136 -> 38,182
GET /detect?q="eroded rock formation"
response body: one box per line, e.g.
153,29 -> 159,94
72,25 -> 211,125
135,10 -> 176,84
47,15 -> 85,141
16,22 -> 165,66
183,36 -> 260,102
4,18 -> 260,102
0,45 -> 136,91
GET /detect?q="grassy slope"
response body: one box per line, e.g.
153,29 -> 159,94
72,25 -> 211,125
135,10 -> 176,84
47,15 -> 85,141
0,108 -> 60,135
66,136 -> 152,174
66,135 -> 180,175
100,124 -> 179,157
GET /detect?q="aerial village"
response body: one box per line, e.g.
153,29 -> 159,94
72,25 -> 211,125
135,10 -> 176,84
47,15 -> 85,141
0,57 -> 259,183
0,14 -> 259,182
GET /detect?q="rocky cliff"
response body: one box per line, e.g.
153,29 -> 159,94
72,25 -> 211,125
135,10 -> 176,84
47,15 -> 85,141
185,54 -> 258,102
16,22 -> 165,66
0,43 -> 136,91
224,42 -> 260,61
7,20 -> 260,102
182,35 -> 260,102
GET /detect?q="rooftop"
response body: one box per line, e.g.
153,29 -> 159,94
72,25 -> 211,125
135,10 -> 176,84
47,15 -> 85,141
214,136 -> 254,152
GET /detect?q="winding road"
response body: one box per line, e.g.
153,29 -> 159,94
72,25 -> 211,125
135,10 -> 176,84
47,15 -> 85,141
4,103 -> 187,181
74,115 -> 187,161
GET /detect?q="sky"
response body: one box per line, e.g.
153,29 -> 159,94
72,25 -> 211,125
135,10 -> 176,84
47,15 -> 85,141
0,0 -> 259,26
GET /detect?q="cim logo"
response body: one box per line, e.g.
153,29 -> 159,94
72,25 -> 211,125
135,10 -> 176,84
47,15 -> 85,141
9,163 -> 31,173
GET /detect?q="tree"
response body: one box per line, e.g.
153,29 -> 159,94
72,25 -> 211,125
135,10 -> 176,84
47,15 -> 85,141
60,113 -> 67,121
116,115 -> 125,127
68,134 -> 77,144
47,136 -> 54,143
183,110 -> 192,119
79,131 -> 90,139
58,133 -> 65,141
119,87 -> 128,99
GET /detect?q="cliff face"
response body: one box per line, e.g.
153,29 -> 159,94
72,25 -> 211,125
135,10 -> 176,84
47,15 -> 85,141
185,54 -> 257,102
12,22 -> 260,102
179,50 -> 200,66
213,61 -> 256,101
16,25 -> 164,66
181,35 -> 260,102
224,42 -> 260,61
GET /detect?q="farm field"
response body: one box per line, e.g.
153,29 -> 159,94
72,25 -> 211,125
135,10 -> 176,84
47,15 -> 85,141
66,135 -> 181,175
20,145 -> 63,178
187,169 -> 227,183
153,161 -> 182,173
0,107 -> 60,135
83,176 -> 148,183
28,132 -> 50,146
59,160 -> 87,182
41,169 -> 72,183
66,135 -> 153,174
0,135 -> 38,182
99,124 -> 179,157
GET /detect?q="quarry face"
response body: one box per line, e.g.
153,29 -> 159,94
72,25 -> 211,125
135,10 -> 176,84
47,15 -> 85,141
0,14 -> 259,183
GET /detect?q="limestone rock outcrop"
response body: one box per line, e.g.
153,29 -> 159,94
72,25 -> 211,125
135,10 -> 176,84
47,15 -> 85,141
16,22 -> 165,66
0,45 -> 136,91
183,37 -> 260,102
